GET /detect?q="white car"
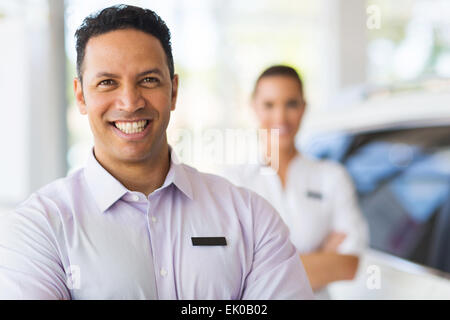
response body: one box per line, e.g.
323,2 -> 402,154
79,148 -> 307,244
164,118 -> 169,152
300,87 -> 450,299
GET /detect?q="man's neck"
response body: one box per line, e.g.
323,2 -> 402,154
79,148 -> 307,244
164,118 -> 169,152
94,142 -> 171,197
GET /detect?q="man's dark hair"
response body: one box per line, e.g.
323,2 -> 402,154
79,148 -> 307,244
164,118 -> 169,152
75,4 -> 174,81
253,65 -> 303,96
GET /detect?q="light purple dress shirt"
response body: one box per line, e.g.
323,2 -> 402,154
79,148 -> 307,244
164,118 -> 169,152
0,147 -> 313,300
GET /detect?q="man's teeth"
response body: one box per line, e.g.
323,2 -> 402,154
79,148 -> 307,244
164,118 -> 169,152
114,120 -> 148,134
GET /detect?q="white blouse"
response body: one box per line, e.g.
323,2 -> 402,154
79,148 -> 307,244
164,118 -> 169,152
219,154 -> 369,256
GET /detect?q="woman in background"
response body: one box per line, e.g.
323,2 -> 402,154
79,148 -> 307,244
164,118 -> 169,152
221,65 -> 369,298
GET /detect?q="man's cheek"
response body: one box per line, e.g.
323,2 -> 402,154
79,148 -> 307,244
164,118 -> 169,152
88,115 -> 107,136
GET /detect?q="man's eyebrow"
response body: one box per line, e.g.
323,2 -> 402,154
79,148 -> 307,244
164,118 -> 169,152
94,69 -> 164,79
95,72 -> 119,78
137,68 -> 164,77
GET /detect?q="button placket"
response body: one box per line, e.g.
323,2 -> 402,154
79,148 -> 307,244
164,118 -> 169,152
146,194 -> 174,299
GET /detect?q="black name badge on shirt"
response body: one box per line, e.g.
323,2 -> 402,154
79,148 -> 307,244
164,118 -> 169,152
191,237 -> 227,246
306,190 -> 323,200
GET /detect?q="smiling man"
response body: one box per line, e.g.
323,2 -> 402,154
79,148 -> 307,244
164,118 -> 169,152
0,5 -> 313,299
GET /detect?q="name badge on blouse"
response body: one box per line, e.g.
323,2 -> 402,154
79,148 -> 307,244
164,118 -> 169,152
306,190 -> 323,200
191,237 -> 227,246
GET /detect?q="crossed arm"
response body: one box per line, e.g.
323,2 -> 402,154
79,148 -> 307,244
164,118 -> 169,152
300,232 -> 359,291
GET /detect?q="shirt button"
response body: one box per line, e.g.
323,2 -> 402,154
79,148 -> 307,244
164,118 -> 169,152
131,195 -> 140,202
151,216 -> 157,223
160,268 -> 168,277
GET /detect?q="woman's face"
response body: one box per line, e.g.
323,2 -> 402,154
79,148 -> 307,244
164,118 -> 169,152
252,75 -> 306,150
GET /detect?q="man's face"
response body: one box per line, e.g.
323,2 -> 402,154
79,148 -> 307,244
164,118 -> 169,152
74,28 -> 178,164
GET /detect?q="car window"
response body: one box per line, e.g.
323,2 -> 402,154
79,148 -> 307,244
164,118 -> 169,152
304,126 -> 450,274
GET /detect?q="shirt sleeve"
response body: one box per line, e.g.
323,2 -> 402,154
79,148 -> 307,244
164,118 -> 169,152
328,163 -> 369,256
240,192 -> 314,300
0,196 -> 71,299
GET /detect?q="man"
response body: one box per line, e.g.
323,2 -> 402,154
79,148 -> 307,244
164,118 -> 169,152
0,5 -> 313,299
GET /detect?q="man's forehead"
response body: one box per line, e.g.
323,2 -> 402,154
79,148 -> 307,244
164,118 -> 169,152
82,29 -> 168,76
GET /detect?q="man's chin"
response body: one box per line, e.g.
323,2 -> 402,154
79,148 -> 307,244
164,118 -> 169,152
112,144 -> 153,163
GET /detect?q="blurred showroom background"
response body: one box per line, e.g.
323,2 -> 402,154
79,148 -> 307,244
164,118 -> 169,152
1,0 -> 450,298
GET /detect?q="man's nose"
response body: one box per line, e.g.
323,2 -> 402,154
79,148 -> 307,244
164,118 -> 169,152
117,84 -> 145,112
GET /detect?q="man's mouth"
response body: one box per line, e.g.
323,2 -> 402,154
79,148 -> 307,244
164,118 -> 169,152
112,120 -> 150,134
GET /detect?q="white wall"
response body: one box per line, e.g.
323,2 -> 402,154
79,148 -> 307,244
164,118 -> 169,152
0,18 -> 31,204
0,0 -> 67,205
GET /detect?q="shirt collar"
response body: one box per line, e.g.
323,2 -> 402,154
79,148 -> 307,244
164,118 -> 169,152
84,145 -> 193,213
164,145 -> 194,201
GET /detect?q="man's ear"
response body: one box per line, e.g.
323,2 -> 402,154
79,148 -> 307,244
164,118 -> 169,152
74,77 -> 87,115
170,74 -> 179,111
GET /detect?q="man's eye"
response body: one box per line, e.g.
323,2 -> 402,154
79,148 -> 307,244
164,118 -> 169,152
98,79 -> 115,86
142,77 -> 159,84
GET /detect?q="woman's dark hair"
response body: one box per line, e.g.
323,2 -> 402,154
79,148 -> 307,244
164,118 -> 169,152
75,4 -> 174,81
253,65 -> 303,96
